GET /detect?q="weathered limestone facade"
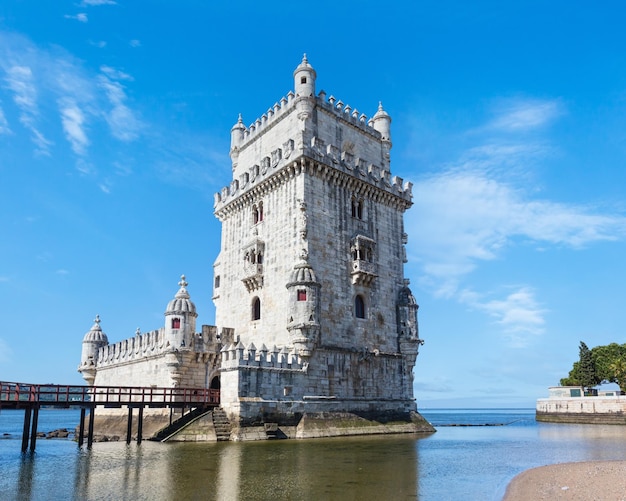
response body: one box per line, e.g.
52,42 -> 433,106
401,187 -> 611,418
78,56 -> 433,439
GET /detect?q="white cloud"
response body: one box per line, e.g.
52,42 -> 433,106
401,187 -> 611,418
129,40 -> 141,48
0,276 -> 9,282
98,67 -> 141,141
0,31 -> 143,165
64,13 -> 88,23
489,97 -> 563,132
56,269 -> 69,275
81,0 -> 116,5
3,61 -> 50,154
406,96 -> 626,345
0,105 -> 10,134
5,66 -> 37,121
59,98 -> 89,155
460,286 -> 547,347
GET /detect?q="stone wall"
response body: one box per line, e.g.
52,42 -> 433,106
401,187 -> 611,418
536,397 -> 626,424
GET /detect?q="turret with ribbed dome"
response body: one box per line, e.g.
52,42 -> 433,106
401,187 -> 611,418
165,275 -> 198,349
371,102 -> 392,171
286,250 -> 321,357
78,315 -> 109,385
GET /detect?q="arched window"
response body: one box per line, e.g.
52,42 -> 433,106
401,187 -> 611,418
171,318 -> 181,329
355,295 -> 366,319
252,297 -> 261,320
258,201 -> 264,222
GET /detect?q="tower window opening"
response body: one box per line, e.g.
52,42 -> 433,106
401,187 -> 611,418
252,297 -> 261,320
253,202 -> 264,224
355,295 -> 366,319
351,198 -> 364,220
301,77 -> 307,84
172,318 -> 181,329
297,289 -> 307,301
214,275 -> 221,288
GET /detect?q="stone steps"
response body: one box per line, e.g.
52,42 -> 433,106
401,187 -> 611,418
212,408 -> 231,441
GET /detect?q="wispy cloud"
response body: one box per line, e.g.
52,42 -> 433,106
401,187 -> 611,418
0,30 -> 143,171
58,97 -> 89,154
129,40 -> 141,48
407,96 -> 626,344
4,64 -> 52,154
488,98 -> 563,132
64,13 -> 88,23
0,105 -> 11,134
80,0 -> 116,5
98,66 -> 141,141
460,287 -> 547,347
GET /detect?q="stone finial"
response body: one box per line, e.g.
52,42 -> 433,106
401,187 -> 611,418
94,315 -> 101,326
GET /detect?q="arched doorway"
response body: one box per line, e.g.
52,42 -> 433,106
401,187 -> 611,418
210,376 -> 220,390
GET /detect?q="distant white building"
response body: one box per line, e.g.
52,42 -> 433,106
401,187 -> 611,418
79,56 -> 433,440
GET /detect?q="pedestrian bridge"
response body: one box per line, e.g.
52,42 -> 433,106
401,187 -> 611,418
0,381 -> 220,452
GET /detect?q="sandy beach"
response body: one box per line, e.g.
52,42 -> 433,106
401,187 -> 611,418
503,460 -> 626,500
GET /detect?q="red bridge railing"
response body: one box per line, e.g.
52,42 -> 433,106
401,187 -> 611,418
0,381 -> 219,409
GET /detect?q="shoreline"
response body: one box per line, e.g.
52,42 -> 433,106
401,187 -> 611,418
503,460 -> 626,500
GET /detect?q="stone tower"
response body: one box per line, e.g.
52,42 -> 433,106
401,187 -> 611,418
213,56 -> 427,435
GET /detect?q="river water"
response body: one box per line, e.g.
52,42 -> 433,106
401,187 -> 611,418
2,408 -> 626,500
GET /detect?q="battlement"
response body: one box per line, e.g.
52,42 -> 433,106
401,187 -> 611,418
220,342 -> 305,371
95,325 -> 223,368
235,90 -> 381,149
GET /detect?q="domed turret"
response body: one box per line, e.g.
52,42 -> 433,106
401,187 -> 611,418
286,251 -> 321,357
79,315 -> 109,385
165,275 -> 198,349
293,54 -> 316,98
230,114 -> 246,168
371,102 -> 391,142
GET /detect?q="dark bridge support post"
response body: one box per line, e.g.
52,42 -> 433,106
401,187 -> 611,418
137,407 -> 144,444
78,408 -> 86,447
87,406 -> 95,448
21,407 -> 32,453
126,407 -> 133,444
29,406 -> 39,452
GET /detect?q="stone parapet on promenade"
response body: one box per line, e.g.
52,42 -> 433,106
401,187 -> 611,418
536,396 -> 626,424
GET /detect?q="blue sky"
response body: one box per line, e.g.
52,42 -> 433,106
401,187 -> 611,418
1,1 -> 626,408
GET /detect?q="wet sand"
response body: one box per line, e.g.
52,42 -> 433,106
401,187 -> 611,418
503,460 -> 626,500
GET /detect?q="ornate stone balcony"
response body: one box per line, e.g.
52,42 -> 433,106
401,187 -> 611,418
351,260 -> 377,286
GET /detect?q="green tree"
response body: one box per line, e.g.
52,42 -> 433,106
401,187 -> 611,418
577,341 -> 600,391
608,358 -> 626,393
592,343 -> 626,384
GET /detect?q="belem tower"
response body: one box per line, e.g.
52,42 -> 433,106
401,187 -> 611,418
78,56 -> 434,440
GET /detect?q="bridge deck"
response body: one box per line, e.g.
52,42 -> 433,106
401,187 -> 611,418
0,381 -> 219,409
1,381 -> 220,452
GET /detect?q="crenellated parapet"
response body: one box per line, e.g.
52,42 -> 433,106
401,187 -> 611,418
95,325 -> 223,369
220,342 -> 306,372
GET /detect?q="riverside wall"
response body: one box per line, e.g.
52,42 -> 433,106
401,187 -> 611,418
536,397 -> 626,424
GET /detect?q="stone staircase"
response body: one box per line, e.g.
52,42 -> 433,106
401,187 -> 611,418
151,407 -> 210,442
212,407 -> 231,441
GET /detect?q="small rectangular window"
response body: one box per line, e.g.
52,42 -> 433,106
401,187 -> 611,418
214,275 -> 220,288
297,290 -> 307,301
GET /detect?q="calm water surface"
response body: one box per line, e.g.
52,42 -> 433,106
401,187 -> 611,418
2,408 -> 626,500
